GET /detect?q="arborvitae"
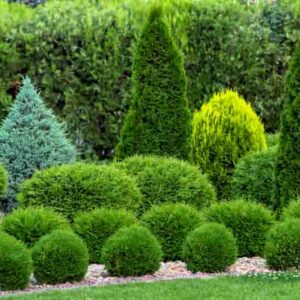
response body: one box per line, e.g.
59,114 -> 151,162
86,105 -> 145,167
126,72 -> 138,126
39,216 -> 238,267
0,77 -> 76,212
273,41 -> 300,210
115,6 -> 192,160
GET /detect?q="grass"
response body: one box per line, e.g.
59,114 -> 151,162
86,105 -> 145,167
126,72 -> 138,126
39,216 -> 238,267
3,273 -> 300,300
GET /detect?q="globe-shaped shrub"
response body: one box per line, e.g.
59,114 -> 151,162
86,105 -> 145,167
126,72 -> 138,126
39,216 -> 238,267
203,199 -> 274,257
265,219 -> 300,270
31,230 -> 89,284
141,203 -> 203,261
0,207 -> 70,247
73,208 -> 137,263
182,223 -> 237,273
115,155 -> 215,214
101,225 -> 162,276
0,232 -> 32,291
18,163 -> 142,220
281,200 -> 300,221
231,146 -> 277,208
192,90 -> 267,199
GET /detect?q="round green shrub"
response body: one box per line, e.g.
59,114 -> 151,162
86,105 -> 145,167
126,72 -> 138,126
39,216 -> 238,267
203,199 -> 274,257
18,163 -> 143,220
31,230 -> 89,284
182,223 -> 237,273
115,155 -> 215,214
101,224 -> 162,276
141,203 -> 203,261
192,90 -> 267,199
0,207 -> 70,247
0,232 -> 32,291
281,200 -> 300,221
265,219 -> 300,270
73,208 -> 137,263
231,146 -> 277,208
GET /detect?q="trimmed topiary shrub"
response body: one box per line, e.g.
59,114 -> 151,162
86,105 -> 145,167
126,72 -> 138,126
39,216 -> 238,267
73,208 -> 137,263
115,5 -> 192,160
273,40 -> 300,210
0,207 -> 70,247
115,155 -> 215,214
265,219 -> 300,270
18,163 -> 142,220
182,223 -> 237,273
231,146 -> 277,208
203,199 -> 274,257
0,232 -> 32,291
192,90 -> 267,199
101,224 -> 162,276
141,203 -> 203,261
31,230 -> 89,284
281,199 -> 300,221
0,77 -> 76,212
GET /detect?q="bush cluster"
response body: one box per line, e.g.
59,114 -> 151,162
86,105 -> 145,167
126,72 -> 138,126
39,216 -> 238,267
73,208 -> 137,263
182,223 -> 237,273
203,199 -> 274,257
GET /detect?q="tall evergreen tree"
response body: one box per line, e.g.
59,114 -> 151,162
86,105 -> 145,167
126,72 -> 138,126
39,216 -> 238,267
0,77 -> 76,212
273,41 -> 300,210
115,6 -> 192,160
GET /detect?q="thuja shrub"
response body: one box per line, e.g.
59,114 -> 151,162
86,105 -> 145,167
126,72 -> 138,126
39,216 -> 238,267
101,224 -> 162,276
0,207 -> 70,247
273,41 -> 300,210
192,90 -> 267,199
203,199 -> 275,257
231,146 -> 277,208
281,200 -> 300,221
182,223 -> 237,273
115,155 -> 215,214
18,163 -> 142,220
31,230 -> 89,284
115,5 -> 192,160
0,232 -> 32,291
73,208 -> 137,263
0,77 -> 76,212
141,203 -> 203,261
265,219 -> 300,270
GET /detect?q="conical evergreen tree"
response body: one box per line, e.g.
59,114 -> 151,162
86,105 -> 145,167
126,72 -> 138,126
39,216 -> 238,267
273,41 -> 300,210
115,6 -> 192,160
0,77 -> 76,212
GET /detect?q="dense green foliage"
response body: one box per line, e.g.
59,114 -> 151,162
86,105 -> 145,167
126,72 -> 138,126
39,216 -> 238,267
116,6 -> 191,160
115,155 -> 215,214
0,232 -> 32,291
281,200 -> 300,221
0,164 -> 7,196
273,40 -> 300,210
31,230 -> 89,284
0,207 -> 70,247
265,219 -> 300,270
182,223 -> 237,273
231,146 -> 277,208
73,208 -> 137,263
192,90 -> 267,199
266,133 -> 280,147
0,77 -> 76,212
203,199 -> 274,257
18,163 -> 142,220
141,203 -> 203,261
101,225 -> 162,276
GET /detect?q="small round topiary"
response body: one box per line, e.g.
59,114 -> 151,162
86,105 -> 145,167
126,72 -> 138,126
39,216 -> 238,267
115,155 -> 215,214
203,199 -> 274,257
281,199 -> 300,221
0,164 -> 7,197
192,90 -> 267,199
31,230 -> 89,284
0,207 -> 70,247
18,163 -> 142,220
0,232 -> 32,291
231,146 -> 277,208
73,208 -> 137,263
141,203 -> 203,261
101,224 -> 162,276
265,219 -> 300,270
182,223 -> 237,273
